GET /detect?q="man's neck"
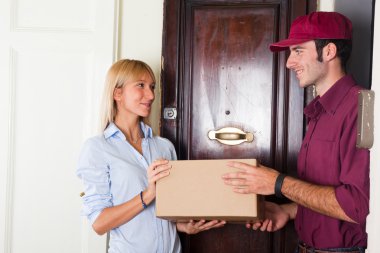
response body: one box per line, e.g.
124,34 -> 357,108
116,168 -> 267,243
316,63 -> 346,97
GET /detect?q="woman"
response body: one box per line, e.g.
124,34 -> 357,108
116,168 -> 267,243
77,59 -> 225,252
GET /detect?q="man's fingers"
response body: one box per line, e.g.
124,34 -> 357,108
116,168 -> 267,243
227,161 -> 257,172
233,187 -> 250,194
266,220 -> 273,232
222,171 -> 248,179
223,178 -> 248,186
260,219 -> 270,231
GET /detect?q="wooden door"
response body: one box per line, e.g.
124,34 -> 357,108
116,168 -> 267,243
161,0 -> 316,252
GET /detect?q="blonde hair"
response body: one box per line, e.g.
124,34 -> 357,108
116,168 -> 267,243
100,59 -> 156,131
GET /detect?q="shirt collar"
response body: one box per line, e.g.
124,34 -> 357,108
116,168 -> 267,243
304,75 -> 356,119
318,75 -> 356,114
304,96 -> 322,120
103,121 -> 153,140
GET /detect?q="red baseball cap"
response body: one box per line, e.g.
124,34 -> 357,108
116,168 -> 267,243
270,11 -> 352,52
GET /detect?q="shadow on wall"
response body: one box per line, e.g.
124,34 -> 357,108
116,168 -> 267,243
335,0 -> 374,89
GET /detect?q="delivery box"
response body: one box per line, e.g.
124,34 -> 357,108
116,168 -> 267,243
156,159 -> 263,222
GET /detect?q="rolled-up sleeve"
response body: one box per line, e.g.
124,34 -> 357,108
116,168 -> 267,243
335,110 -> 370,225
77,137 -> 113,224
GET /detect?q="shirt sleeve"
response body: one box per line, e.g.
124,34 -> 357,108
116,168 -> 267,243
156,136 -> 178,161
168,141 -> 177,161
76,137 -> 113,224
335,105 -> 370,225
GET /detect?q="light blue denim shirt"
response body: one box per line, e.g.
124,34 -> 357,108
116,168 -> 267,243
77,122 -> 181,253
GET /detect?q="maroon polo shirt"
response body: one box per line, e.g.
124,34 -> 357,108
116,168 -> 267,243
295,75 -> 370,249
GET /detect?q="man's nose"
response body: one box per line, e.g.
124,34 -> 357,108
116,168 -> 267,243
286,54 -> 295,69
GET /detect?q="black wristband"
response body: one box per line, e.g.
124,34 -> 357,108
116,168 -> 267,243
140,191 -> 147,209
274,173 -> 286,198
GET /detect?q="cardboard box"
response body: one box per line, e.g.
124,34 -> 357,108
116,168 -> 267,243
156,159 -> 263,222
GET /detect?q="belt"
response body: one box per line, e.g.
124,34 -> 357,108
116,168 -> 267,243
298,243 -> 361,253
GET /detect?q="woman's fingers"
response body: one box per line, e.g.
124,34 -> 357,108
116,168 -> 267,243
148,159 -> 169,172
187,220 -> 206,231
148,159 -> 172,184
192,220 -> 225,232
152,163 -> 171,175
150,169 -> 171,183
206,220 -> 226,229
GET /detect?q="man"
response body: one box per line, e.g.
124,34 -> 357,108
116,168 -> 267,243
222,11 -> 369,253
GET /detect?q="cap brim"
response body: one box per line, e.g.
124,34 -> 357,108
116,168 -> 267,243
269,38 -> 313,52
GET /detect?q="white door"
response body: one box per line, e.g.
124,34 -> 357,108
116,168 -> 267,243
0,0 -> 116,252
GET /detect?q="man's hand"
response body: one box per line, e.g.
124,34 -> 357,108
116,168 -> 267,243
222,161 -> 279,195
246,201 -> 293,232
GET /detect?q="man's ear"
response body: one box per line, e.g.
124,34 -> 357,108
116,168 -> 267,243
113,87 -> 122,101
324,42 -> 337,61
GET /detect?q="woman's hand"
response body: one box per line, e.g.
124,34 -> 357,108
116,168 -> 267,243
144,159 -> 172,204
176,220 -> 226,234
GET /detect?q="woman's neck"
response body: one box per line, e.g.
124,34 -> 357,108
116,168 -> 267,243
114,114 -> 142,143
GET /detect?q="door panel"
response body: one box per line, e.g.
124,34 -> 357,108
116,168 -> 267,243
161,0 -> 316,252
0,0 -> 115,252
189,6 -> 275,161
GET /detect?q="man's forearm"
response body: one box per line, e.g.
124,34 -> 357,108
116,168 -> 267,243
281,176 -> 356,223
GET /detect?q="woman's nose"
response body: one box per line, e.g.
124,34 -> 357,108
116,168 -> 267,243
145,88 -> 155,100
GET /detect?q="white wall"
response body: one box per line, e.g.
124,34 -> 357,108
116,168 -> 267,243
119,0 -> 164,134
318,0 -> 335,11
367,1 -> 379,252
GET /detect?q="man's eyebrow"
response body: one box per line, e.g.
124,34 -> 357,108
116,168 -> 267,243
290,46 -> 304,51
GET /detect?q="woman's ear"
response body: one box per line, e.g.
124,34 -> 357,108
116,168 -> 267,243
113,87 -> 122,101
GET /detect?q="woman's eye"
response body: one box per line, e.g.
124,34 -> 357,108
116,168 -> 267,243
137,83 -> 144,88
150,84 -> 156,90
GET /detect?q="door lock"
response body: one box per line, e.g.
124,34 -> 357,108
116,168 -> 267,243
163,107 -> 177,120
